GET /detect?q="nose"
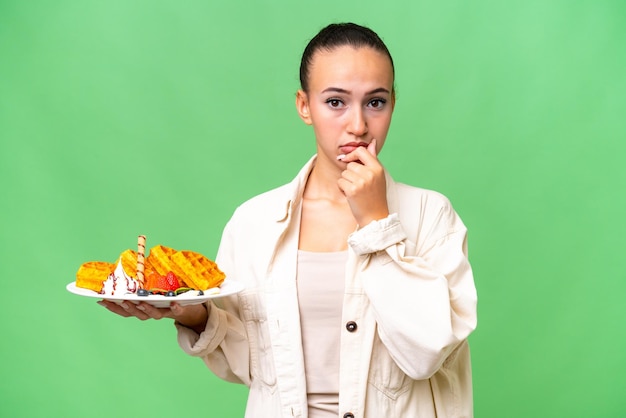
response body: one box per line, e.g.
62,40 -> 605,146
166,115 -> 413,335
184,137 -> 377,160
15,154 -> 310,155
347,107 -> 367,137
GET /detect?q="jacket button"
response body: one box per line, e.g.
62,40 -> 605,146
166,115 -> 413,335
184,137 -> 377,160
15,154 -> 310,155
346,321 -> 357,332
343,413 -> 355,418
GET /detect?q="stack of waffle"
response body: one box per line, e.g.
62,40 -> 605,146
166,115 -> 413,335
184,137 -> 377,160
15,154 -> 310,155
75,241 -> 225,293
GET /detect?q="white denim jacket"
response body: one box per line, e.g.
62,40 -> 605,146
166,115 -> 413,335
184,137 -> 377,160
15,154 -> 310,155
176,156 -> 477,418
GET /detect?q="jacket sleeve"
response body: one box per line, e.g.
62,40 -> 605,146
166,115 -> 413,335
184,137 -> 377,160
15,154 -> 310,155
175,219 -> 251,386
347,201 -> 477,380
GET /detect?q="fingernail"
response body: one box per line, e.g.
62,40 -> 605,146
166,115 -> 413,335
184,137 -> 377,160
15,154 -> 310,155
337,154 -> 346,161
136,305 -> 145,311
120,302 -> 129,310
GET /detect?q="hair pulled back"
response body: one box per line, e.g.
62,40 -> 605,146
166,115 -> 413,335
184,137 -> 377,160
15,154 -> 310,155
299,22 -> 395,92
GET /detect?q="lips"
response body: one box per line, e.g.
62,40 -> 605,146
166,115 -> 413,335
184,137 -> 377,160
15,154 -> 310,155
339,142 -> 369,154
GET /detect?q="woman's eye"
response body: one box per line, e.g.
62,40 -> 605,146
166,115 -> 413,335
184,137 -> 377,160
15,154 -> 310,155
326,98 -> 343,108
368,99 -> 386,109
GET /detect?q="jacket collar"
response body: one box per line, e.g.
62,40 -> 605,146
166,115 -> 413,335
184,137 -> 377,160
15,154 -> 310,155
273,155 -> 316,223
273,154 -> 399,224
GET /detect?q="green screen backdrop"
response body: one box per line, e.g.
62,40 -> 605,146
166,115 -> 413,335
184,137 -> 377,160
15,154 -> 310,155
1,1 -> 624,417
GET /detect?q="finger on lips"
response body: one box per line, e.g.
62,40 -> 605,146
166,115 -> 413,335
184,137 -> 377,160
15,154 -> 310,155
337,139 -> 378,164
367,138 -> 378,156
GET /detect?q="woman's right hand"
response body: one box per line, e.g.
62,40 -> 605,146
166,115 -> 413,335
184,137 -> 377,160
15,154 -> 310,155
98,300 -> 209,333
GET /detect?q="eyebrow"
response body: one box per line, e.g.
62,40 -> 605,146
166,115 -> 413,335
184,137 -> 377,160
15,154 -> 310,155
321,87 -> 391,95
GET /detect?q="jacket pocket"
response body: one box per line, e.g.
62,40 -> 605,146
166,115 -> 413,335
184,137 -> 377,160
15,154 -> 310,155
239,290 -> 277,389
367,334 -> 411,400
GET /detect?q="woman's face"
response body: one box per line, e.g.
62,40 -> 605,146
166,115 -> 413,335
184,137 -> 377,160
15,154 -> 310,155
296,45 -> 395,169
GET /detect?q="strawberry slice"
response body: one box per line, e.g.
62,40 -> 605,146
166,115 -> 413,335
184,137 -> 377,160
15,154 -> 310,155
144,271 -> 161,290
144,271 -> 181,294
165,271 -> 181,291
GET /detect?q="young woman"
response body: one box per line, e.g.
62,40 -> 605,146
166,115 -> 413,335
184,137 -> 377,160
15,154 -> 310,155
102,23 -> 478,418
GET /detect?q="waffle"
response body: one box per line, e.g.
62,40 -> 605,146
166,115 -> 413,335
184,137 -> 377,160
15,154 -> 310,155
76,261 -> 115,292
75,242 -> 225,293
147,245 -> 188,285
118,249 -> 139,277
171,250 -> 225,290
118,248 -> 157,280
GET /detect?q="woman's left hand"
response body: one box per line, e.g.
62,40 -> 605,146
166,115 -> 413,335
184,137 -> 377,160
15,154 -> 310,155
337,138 -> 389,227
97,299 -> 209,333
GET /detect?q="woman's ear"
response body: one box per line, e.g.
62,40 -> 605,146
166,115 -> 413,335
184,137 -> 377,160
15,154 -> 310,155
296,90 -> 312,125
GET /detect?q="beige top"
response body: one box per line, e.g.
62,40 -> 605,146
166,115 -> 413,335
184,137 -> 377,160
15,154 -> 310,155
297,250 -> 347,418
177,156 -> 477,417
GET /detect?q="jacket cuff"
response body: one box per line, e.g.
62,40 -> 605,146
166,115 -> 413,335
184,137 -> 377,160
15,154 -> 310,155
348,213 -> 407,255
175,302 -> 228,357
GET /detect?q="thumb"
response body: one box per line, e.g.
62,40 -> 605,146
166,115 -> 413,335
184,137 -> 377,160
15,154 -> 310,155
170,302 -> 183,316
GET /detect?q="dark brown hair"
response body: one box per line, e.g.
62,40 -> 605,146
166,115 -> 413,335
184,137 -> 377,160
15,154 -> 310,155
299,22 -> 395,92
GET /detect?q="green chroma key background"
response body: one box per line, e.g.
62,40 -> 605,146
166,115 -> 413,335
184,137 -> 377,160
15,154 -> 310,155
1,1 -> 624,417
